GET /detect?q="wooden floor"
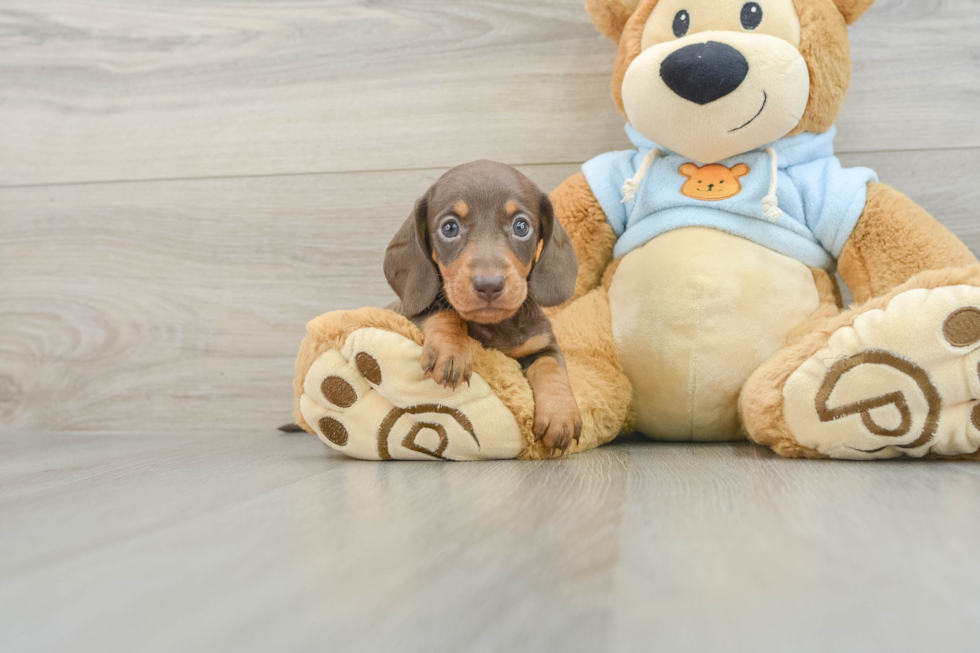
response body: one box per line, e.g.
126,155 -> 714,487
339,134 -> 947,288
2,0 -> 980,650
3,431 -> 980,652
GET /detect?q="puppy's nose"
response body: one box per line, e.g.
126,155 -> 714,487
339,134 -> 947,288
660,41 -> 748,105
472,276 -> 505,302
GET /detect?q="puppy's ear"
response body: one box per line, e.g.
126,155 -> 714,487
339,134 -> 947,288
529,193 -> 578,307
384,193 -> 441,316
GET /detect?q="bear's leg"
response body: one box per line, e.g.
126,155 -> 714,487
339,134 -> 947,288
742,182 -> 980,459
294,307 -> 532,460
741,267 -> 980,460
550,287 -> 634,454
294,292 -> 629,460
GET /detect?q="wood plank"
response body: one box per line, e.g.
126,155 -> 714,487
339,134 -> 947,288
0,429 -> 630,653
1,434 -> 979,651
1,150 -> 977,434
1,0 -> 978,187
614,442 -> 980,652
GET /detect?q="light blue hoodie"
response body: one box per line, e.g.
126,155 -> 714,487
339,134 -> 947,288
582,125 -> 877,270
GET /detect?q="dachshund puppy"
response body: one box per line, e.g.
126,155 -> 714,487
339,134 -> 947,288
384,160 -> 582,456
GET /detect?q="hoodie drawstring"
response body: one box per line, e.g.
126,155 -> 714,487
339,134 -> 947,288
621,148 -> 663,203
620,146 -> 783,222
761,146 -> 782,221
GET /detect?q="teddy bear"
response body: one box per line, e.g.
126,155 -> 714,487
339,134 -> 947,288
293,0 -> 980,461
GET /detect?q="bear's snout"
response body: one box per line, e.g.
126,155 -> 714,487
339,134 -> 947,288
659,41 -> 748,105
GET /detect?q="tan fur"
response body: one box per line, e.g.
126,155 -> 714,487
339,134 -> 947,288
453,200 -> 469,217
420,310 -> 480,388
502,333 -> 552,359
504,200 -> 518,216
539,288 -> 633,457
585,0 -> 641,42
438,245 -> 528,323
740,266 -> 980,458
838,182 -> 979,304
549,172 -> 618,302
526,356 -> 582,455
832,0 -> 876,24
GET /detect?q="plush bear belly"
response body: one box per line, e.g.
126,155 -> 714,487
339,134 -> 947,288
608,227 -> 821,441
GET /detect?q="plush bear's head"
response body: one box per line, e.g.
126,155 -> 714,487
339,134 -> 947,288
586,0 -> 875,163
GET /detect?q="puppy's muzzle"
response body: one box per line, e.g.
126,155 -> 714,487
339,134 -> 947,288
472,275 -> 505,303
660,41 -> 749,105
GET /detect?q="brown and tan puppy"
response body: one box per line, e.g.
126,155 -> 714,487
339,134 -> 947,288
384,160 -> 582,456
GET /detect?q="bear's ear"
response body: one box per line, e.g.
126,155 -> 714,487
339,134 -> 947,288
832,0 -> 876,24
585,0 -> 644,43
731,163 -> 750,178
679,162 -> 699,179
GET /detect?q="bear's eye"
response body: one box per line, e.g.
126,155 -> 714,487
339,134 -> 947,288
719,180 -> 725,183
672,10 -> 690,38
740,3 -> 763,30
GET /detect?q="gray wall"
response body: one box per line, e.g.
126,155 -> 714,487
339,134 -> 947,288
1,0 -> 978,433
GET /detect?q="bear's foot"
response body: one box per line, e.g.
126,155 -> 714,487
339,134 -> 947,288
300,328 -> 523,460
759,283 -> 980,460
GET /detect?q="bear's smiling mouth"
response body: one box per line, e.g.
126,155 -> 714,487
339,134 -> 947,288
729,91 -> 768,133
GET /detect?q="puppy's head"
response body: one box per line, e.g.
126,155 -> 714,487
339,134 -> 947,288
384,160 -> 578,323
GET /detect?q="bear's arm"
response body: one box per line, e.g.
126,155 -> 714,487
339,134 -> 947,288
838,181 -> 978,304
550,172 -> 618,302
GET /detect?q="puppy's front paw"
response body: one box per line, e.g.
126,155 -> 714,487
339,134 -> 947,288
421,339 -> 474,391
534,393 -> 583,458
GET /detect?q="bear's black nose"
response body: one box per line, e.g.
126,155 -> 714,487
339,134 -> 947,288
660,41 -> 749,105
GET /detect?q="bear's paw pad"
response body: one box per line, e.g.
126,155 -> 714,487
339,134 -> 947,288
783,285 -> 980,459
300,328 -> 522,461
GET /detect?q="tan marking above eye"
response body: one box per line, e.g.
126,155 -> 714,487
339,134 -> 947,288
505,200 -> 519,216
453,201 -> 469,218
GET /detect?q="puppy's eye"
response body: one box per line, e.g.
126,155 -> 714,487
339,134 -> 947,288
740,3 -> 762,30
441,220 -> 460,239
672,10 -> 690,38
512,218 -> 532,239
